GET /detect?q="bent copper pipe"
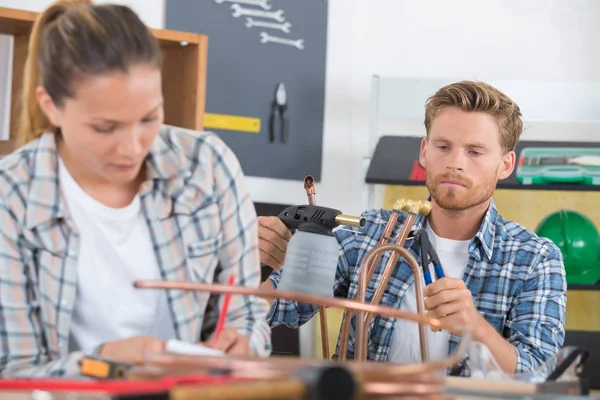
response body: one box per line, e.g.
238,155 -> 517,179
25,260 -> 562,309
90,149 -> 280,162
337,211 -> 401,361
133,279 -> 472,376
303,174 -> 330,360
303,175 -> 316,206
339,202 -> 428,361
354,241 -> 428,363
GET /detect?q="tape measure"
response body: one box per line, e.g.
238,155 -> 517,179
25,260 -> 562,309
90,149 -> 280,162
204,113 -> 261,133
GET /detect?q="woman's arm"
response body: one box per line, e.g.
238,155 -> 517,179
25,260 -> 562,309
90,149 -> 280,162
0,199 -> 87,377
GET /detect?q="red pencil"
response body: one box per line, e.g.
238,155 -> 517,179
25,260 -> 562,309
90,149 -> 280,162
213,272 -> 235,342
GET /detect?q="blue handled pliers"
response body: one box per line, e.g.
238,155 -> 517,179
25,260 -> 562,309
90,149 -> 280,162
414,229 -> 445,285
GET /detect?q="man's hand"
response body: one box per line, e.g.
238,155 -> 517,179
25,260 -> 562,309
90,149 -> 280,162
208,328 -> 252,356
258,216 -> 292,270
423,277 -> 486,340
99,336 -> 165,365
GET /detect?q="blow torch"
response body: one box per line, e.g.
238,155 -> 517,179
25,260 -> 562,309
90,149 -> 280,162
263,176 -> 365,298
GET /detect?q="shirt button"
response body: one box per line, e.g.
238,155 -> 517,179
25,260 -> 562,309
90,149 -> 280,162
390,295 -> 398,303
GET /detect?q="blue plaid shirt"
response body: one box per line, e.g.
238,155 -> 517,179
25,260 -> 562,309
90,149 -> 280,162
268,200 -> 567,375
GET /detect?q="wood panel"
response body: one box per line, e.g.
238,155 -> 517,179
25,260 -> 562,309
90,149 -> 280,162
567,291 -> 600,331
0,7 -> 35,35
160,35 -> 207,131
0,6 -> 208,154
9,34 -> 28,143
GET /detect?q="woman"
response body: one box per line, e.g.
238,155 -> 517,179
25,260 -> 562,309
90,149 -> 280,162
0,0 -> 271,377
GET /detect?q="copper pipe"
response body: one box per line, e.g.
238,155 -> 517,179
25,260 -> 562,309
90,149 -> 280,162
304,175 -> 316,206
318,307 -> 330,359
130,332 -> 471,381
355,241 -> 428,363
133,280 -> 472,376
302,175 -> 330,360
337,211 -> 399,360
135,280 -> 443,329
339,199 -> 432,361
172,380 -> 306,400
335,214 -> 367,228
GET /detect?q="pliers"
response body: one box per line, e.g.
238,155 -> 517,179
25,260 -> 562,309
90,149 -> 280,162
414,229 -> 445,285
269,82 -> 289,143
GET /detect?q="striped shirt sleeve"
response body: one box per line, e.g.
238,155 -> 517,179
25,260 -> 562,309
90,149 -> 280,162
0,198 -> 82,377
208,136 -> 272,357
506,243 -> 567,373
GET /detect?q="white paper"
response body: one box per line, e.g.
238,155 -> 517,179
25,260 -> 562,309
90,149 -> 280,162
0,34 -> 13,141
165,339 -> 225,357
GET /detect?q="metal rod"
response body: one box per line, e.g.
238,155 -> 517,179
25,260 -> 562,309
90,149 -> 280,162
354,241 -> 428,363
334,214 -> 366,228
171,380 -> 306,400
337,211 -> 400,361
134,280 -> 444,329
303,175 -> 316,206
303,175 -> 330,360
132,278 -> 472,376
339,199 -> 432,362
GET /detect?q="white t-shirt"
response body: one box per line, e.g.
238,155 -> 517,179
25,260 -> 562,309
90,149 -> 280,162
388,220 -> 470,363
58,159 -> 176,353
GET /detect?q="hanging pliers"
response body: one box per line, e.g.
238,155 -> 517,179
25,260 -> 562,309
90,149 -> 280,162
269,82 -> 289,143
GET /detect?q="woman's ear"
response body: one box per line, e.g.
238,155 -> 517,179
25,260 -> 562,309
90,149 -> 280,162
36,86 -> 61,127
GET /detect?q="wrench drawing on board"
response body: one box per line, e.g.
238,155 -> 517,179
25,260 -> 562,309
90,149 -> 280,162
260,31 -> 304,50
231,4 -> 285,22
214,0 -> 272,11
245,17 -> 292,33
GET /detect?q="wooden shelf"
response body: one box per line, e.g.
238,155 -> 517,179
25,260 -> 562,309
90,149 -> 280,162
366,136 -> 600,192
0,6 -> 207,154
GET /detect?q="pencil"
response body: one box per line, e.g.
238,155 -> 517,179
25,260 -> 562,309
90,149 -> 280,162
213,272 -> 236,342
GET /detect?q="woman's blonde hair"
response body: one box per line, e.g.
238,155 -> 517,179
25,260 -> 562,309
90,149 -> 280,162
18,0 -> 162,146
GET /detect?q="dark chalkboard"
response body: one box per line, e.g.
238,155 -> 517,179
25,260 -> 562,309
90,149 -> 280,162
165,0 -> 328,181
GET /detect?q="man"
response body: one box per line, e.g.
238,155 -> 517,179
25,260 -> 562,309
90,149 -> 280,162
258,80 -> 567,376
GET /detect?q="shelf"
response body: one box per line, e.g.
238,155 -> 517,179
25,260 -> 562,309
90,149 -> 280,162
366,136 -> 600,192
0,6 -> 207,154
568,283 -> 600,291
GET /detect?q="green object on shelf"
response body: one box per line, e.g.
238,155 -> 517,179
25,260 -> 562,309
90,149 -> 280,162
516,147 -> 600,186
536,210 -> 600,285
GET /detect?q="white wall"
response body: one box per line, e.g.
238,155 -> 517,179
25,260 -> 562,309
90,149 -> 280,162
0,0 -> 163,28
3,0 -> 600,216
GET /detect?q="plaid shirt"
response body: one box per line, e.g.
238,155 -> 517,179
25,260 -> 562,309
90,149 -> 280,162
0,125 -> 271,377
268,200 -> 567,375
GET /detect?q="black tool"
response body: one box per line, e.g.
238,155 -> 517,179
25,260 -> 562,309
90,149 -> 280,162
260,205 -> 365,282
414,229 -> 445,285
269,82 -> 289,143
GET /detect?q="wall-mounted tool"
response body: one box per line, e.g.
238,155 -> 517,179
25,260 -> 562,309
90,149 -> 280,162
231,4 -> 285,22
215,0 -> 272,11
245,17 -> 292,34
260,31 -> 305,50
269,82 -> 289,143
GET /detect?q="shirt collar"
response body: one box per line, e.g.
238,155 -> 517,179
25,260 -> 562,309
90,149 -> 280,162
405,197 -> 497,261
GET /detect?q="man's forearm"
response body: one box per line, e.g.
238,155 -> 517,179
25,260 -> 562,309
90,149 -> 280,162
260,279 -> 276,307
476,319 -> 517,374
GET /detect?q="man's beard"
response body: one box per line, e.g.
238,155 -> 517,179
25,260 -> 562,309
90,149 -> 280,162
426,172 -> 495,211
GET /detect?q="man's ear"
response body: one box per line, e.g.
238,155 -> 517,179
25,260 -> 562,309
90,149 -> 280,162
36,86 -> 61,127
498,150 -> 516,180
419,137 -> 428,169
